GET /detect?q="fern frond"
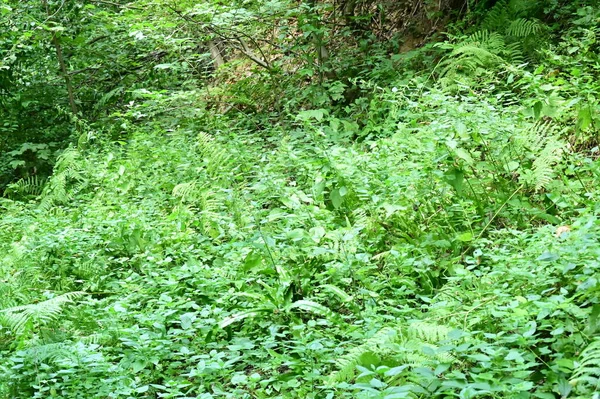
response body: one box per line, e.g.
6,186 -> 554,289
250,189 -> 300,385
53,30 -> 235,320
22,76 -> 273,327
504,42 -> 524,64
39,148 -> 84,212
4,176 -> 47,199
530,140 -> 563,191
199,190 -> 222,237
172,181 -> 198,201
464,31 -> 505,51
18,342 -> 74,363
570,338 -> 600,392
79,330 -> 119,345
329,327 -> 398,384
514,122 -> 564,192
328,321 -> 460,385
408,321 -> 454,342
481,0 -> 510,31
0,283 -> 24,310
506,18 -> 544,37
437,31 -> 510,84
350,208 -> 369,229
196,131 -> 232,178
0,292 -> 86,335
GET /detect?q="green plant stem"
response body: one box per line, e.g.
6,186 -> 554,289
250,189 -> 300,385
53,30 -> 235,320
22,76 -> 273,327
475,184 -> 524,241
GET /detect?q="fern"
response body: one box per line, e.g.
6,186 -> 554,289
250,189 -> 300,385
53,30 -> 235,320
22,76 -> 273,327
513,122 -> 565,192
409,321 -> 454,342
172,181 -> 198,202
473,0 -> 548,69
196,131 -> 232,178
39,148 -> 85,212
0,292 -> 86,335
504,42 -> 525,64
329,326 -> 397,384
506,18 -> 545,37
17,342 -> 75,363
171,179 -> 222,237
530,140 -> 563,191
482,0 -> 542,32
4,176 -> 47,199
328,321 -> 459,385
436,30 -> 515,88
172,132 -> 233,239
481,0 -> 510,31
570,337 -> 600,394
0,282 -> 25,310
467,30 -> 506,49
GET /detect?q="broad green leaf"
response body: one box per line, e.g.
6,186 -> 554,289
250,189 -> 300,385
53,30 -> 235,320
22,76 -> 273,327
309,226 -> 326,243
243,251 -> 262,271
589,304 -> 600,334
180,313 -> 196,330
330,188 -> 343,209
289,300 -> 331,316
457,232 -> 473,242
533,101 -> 543,119
507,161 -> 519,171
445,168 -> 464,196
320,284 -> 353,302
219,308 -> 271,328
577,106 -> 592,131
287,228 -> 305,241
296,109 -> 328,122
454,148 -> 474,165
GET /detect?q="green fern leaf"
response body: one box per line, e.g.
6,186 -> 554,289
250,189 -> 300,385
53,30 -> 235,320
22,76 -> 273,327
506,18 -> 544,37
514,122 -> 565,192
327,321 -> 461,385
481,0 -> 510,31
4,176 -> 47,199
570,338 -> 600,393
0,292 -> 86,335
196,131 -> 232,178
39,148 -> 85,212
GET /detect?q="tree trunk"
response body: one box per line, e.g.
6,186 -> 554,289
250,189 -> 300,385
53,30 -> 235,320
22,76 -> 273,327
208,40 -> 225,69
42,0 -> 77,114
51,34 -> 78,114
342,0 -> 357,26
306,0 -> 330,81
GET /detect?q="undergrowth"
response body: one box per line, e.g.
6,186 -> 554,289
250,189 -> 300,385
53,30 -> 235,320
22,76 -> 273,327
1,2 -> 600,399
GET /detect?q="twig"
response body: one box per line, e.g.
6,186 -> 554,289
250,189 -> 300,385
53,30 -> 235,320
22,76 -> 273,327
475,184 -> 523,241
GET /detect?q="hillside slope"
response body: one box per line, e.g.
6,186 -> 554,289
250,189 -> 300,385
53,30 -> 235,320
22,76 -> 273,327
1,1 -> 600,398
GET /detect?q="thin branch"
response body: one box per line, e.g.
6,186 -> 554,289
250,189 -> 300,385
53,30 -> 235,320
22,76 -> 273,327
42,0 -> 77,114
87,34 -> 111,46
89,0 -> 142,10
166,4 -> 275,71
68,66 -> 102,76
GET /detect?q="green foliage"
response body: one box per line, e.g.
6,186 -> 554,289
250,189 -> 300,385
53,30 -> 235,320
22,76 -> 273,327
505,18 -> 545,38
1,1 -> 600,399
436,30 -> 519,89
571,338 -> 600,396
39,147 -> 85,212
0,292 -> 85,338
328,322 -> 458,385
4,176 -> 47,200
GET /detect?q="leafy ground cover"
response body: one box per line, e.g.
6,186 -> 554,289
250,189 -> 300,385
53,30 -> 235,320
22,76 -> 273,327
1,1 -> 600,398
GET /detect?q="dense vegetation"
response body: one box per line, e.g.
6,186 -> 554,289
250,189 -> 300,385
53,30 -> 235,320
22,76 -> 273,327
1,0 -> 600,397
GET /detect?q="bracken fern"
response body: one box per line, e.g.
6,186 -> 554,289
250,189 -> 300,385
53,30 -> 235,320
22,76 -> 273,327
39,148 -> 85,212
0,292 -> 86,335
513,122 -> 565,192
570,337 -> 600,395
328,321 -> 459,385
